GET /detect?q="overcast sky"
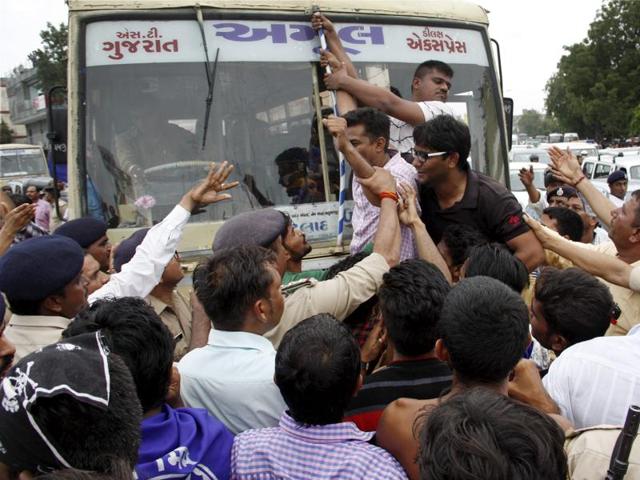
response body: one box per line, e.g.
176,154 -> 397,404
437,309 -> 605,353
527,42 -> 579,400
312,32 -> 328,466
0,0 -> 604,114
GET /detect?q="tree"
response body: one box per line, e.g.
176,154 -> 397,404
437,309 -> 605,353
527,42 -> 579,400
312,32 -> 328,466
0,121 -> 15,144
545,0 -> 640,142
28,22 -> 68,92
516,109 -> 559,137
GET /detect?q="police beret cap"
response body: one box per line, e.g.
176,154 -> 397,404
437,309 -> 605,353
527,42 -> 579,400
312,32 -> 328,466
55,217 -> 107,248
213,209 -> 287,251
112,228 -> 150,273
607,170 -> 627,184
0,236 -> 84,301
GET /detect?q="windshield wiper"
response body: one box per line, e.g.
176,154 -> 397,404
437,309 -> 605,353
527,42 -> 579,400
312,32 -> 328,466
194,5 -> 219,151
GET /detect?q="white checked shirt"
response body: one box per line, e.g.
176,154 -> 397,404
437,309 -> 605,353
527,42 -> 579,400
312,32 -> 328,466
350,153 -> 418,261
388,101 -> 456,155
543,324 -> 640,429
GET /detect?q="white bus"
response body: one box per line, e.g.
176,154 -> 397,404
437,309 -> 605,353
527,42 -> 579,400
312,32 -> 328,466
66,0 -> 512,258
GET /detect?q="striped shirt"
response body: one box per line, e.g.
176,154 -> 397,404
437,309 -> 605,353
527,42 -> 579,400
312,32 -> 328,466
345,358 -> 452,432
350,153 -> 418,261
388,101 -> 455,155
231,412 -> 408,479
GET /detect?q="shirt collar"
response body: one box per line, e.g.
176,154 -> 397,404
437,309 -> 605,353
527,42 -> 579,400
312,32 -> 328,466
207,327 -> 275,353
146,294 -> 170,315
279,412 -> 374,443
9,314 -> 71,329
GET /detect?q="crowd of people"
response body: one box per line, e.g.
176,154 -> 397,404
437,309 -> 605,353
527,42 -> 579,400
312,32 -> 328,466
0,12 -> 639,480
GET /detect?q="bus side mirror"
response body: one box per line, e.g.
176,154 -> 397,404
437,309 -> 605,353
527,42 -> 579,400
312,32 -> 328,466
503,97 -> 514,151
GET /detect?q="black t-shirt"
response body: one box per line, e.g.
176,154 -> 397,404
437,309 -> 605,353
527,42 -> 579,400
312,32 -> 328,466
419,170 -> 529,244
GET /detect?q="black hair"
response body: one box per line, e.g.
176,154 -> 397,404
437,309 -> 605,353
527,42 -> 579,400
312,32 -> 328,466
413,115 -> 470,171
413,60 -> 454,82
30,354 -> 142,473
193,245 -> 278,330
8,193 -> 31,206
438,277 -> 529,384
275,314 -> 360,425
325,252 -> 378,339
418,388 -> 567,480
542,207 -> 584,242
379,260 -> 450,356
342,107 -> 391,151
464,243 -> 529,293
535,267 -> 614,347
63,297 -> 174,413
440,224 -> 488,268
37,467 -> 131,480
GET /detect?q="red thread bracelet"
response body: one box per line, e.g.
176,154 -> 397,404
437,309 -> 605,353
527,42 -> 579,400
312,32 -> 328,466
379,191 -> 399,202
575,175 -> 586,187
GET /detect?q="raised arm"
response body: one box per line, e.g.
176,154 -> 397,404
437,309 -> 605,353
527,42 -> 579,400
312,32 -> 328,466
398,182 -> 452,283
548,146 -> 615,228
518,166 -> 541,204
90,162 -> 238,303
322,115 -> 374,179
324,69 -> 426,125
311,13 -> 358,79
0,203 -> 36,256
525,214 -> 633,289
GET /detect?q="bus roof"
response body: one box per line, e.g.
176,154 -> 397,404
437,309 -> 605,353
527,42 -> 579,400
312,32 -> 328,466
68,0 -> 489,25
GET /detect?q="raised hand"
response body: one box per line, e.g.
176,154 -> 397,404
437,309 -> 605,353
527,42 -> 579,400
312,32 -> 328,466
311,12 -> 336,35
397,182 -> 420,226
1,203 -> 36,235
181,161 -> 239,212
548,146 -> 583,185
356,167 -> 397,197
518,166 -> 534,187
322,115 -> 350,150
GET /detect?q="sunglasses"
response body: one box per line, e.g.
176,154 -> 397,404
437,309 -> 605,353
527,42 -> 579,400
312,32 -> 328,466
411,149 -> 449,163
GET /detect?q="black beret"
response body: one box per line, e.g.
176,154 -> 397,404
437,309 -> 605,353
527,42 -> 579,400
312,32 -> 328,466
213,209 -> 287,251
607,170 -> 627,184
0,236 -> 84,301
547,185 -> 578,202
544,169 -> 561,188
112,228 -> 150,273
55,217 -> 107,248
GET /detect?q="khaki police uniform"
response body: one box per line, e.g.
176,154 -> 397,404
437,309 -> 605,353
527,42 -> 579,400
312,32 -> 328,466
265,252 -> 389,348
147,289 -> 192,361
4,314 -> 71,362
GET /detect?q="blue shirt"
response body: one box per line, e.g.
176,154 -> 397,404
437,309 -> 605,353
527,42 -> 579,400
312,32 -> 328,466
231,412 -> 408,479
136,404 -> 233,480
178,329 -> 287,434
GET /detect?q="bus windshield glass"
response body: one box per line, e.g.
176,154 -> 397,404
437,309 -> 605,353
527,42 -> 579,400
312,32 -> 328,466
82,18 -> 503,241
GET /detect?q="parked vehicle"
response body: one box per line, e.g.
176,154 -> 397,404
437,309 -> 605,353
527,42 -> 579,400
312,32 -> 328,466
0,143 -> 53,194
508,161 -> 548,210
509,148 -> 551,164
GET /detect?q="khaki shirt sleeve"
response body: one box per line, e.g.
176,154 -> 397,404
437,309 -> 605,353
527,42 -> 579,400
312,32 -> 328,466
265,253 -> 389,347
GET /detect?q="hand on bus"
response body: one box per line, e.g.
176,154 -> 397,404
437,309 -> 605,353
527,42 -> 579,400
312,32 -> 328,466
324,65 -> 347,91
311,12 -> 336,35
319,49 -> 343,73
180,161 -> 239,213
548,146 -> 582,185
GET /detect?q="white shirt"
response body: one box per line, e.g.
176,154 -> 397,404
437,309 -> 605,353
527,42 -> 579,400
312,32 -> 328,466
388,101 -> 455,154
178,328 -> 287,434
543,324 -> 640,429
88,204 -> 190,304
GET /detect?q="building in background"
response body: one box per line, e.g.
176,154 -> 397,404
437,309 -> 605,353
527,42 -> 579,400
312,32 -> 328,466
5,66 -> 47,146
0,77 -> 27,143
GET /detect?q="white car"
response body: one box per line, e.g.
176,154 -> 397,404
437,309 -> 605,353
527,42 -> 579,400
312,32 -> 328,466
509,162 -> 548,210
587,155 -> 640,200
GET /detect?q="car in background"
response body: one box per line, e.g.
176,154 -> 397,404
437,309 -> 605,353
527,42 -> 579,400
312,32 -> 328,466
586,155 -> 640,199
509,148 -> 551,165
0,144 -> 53,194
539,141 -> 599,159
509,161 -> 548,209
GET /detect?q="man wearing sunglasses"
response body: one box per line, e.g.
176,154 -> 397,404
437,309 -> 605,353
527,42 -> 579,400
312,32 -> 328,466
413,115 -> 545,272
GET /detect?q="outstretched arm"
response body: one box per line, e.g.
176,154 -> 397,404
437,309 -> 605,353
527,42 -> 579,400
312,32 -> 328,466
312,13 -> 358,79
548,146 -> 616,227
90,162 -> 238,303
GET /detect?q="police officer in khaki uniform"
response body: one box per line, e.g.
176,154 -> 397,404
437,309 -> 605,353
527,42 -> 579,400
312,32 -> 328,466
0,236 -> 89,361
211,167 -> 402,348
113,228 -> 192,360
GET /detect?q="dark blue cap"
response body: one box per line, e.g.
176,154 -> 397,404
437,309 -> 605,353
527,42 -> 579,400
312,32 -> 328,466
0,236 -> 84,302
112,228 -> 150,273
55,217 -> 107,249
607,170 -> 627,184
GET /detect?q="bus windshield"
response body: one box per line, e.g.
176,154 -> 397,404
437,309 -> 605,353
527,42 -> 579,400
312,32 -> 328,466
82,18 -> 504,242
